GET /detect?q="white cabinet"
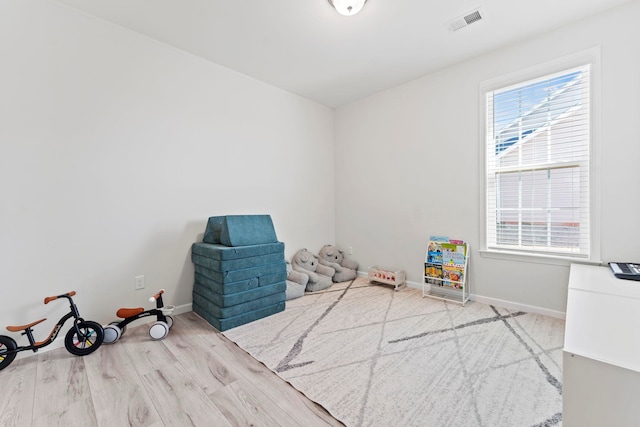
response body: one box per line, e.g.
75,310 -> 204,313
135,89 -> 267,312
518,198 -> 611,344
563,263 -> 640,426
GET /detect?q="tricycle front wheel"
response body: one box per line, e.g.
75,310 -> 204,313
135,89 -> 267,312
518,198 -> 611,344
148,321 -> 169,340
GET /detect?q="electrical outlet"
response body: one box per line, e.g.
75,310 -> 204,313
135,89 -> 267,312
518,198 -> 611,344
348,246 -> 353,255
134,275 -> 145,290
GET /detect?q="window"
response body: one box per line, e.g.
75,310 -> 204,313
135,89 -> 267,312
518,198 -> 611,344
484,64 -> 591,258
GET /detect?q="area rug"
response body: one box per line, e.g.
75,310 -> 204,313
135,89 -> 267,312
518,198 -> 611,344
222,277 -> 565,427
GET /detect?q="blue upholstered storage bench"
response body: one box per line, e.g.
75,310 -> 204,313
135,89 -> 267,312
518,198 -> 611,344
191,215 -> 287,331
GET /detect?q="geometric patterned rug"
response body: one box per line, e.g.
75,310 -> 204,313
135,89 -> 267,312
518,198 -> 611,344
222,276 -> 565,427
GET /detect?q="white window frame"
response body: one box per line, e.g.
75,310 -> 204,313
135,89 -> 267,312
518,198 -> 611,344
479,49 -> 601,265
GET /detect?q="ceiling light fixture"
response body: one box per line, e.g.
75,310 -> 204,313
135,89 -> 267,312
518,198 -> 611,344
328,0 -> 368,16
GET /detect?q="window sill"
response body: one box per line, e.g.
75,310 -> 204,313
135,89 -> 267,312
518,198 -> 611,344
479,249 -> 602,267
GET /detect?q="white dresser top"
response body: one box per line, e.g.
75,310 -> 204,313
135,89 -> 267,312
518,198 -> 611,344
565,263 -> 640,372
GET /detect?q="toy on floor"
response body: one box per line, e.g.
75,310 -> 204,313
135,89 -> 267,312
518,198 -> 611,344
318,245 -> 359,282
103,289 -> 175,344
285,260 -> 308,300
368,266 -> 406,291
291,248 -> 335,292
0,291 -> 104,371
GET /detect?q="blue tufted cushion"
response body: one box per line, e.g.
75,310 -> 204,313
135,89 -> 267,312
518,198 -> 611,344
194,270 -> 287,295
192,291 -> 285,320
193,301 -> 285,331
203,215 -> 278,247
193,281 -> 286,307
192,242 -> 284,261
193,262 -> 287,284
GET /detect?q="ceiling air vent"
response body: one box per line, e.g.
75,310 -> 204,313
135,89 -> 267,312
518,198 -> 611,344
447,7 -> 485,32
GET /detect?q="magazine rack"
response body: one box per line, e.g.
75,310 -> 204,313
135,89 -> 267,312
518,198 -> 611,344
423,237 -> 470,306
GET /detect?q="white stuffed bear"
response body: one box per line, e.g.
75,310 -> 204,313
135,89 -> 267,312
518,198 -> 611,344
291,248 -> 334,292
317,244 -> 359,282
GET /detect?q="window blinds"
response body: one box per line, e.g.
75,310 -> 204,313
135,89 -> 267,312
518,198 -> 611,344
485,65 -> 590,257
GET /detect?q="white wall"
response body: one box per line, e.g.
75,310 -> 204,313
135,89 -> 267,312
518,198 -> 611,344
3,0 -> 639,341
0,1 -> 335,336
334,0 -> 640,314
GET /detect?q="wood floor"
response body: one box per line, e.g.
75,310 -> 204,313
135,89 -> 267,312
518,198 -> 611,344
0,311 -> 343,427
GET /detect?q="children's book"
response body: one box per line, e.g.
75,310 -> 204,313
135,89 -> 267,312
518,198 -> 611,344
442,250 -> 465,266
426,243 -> 443,264
442,264 -> 464,288
424,263 -> 443,285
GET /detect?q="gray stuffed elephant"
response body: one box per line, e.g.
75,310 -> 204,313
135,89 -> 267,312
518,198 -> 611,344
317,244 -> 359,282
285,261 -> 308,300
291,248 -> 334,292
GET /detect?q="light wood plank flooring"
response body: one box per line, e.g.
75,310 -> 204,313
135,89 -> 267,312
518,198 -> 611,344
0,312 -> 343,427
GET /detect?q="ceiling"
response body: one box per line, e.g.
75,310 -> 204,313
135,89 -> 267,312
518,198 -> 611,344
55,0 -> 631,108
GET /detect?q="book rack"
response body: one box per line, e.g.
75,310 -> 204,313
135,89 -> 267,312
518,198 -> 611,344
423,237 -> 470,306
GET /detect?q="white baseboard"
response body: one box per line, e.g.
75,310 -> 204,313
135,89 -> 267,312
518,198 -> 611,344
360,272 -> 566,320
469,294 -> 566,319
174,302 -> 193,315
